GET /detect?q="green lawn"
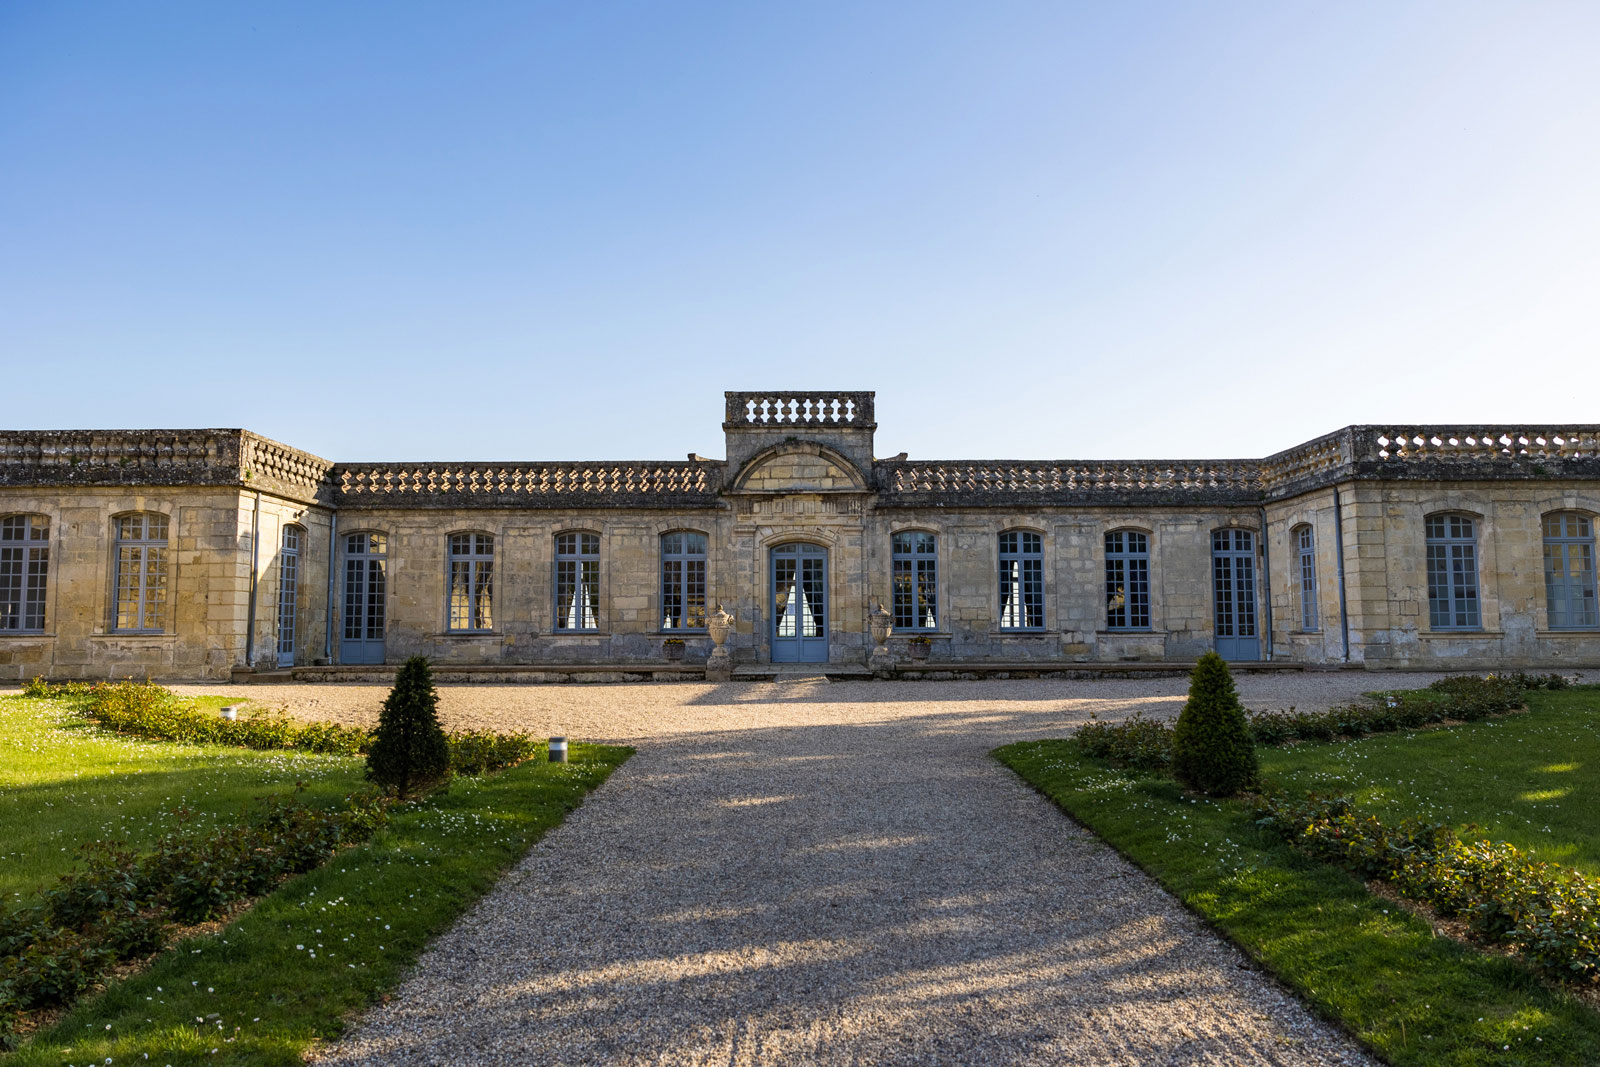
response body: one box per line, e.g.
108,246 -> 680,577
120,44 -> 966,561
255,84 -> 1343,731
0,692 -> 631,1065
0,695 -> 366,905
996,685 -> 1600,1067
1262,687 -> 1599,874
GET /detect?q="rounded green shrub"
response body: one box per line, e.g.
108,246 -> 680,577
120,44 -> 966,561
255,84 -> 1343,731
366,656 -> 451,797
1171,652 -> 1258,797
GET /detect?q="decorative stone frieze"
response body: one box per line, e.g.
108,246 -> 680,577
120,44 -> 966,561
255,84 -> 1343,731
0,429 -> 333,505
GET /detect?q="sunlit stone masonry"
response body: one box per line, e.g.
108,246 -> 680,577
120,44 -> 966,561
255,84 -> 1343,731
2,391 -> 1598,681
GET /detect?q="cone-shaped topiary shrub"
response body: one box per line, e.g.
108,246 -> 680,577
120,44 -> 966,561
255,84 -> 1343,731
1171,651 -> 1258,797
366,656 -> 450,797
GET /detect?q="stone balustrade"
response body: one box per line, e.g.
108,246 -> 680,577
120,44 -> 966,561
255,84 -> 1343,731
882,460 -> 1264,495
1354,426 -> 1600,462
4,421 -> 1596,509
333,461 -> 723,507
724,391 -> 875,427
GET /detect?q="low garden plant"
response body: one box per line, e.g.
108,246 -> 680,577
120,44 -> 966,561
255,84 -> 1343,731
27,675 -> 541,775
1257,793 -> 1599,983
1076,672 -> 1538,769
2,743 -> 629,1065
0,682 -> 629,1062
997,677 -> 1600,1065
78,680 -> 371,755
0,787 -> 387,1047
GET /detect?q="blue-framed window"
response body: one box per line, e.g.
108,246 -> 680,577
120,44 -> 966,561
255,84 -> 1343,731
448,533 -> 495,631
1104,530 -> 1149,630
1543,512 -> 1597,630
892,531 -> 938,630
555,532 -> 600,631
1294,524 -> 1319,632
660,531 -> 707,630
0,514 -> 49,632
1425,513 -> 1480,630
998,530 -> 1044,630
277,524 -> 302,658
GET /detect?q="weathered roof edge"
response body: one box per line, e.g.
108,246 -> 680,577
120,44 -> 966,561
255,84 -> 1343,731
3,424 -> 1598,509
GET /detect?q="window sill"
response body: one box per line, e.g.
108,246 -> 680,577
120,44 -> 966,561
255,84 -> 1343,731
1417,630 -> 1503,639
650,631 -> 708,637
0,632 -> 53,639
545,631 -> 609,637
428,631 -> 504,639
1286,630 -> 1323,636
91,633 -> 174,642
1536,629 -> 1600,637
892,631 -> 951,639
990,629 -> 1055,637
1098,629 -> 1165,636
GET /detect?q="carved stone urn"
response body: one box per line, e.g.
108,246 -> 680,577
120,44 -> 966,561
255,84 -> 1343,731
704,603 -> 733,682
868,602 -> 894,678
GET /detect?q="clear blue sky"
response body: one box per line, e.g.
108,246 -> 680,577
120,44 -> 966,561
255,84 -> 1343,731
4,2 -> 1597,462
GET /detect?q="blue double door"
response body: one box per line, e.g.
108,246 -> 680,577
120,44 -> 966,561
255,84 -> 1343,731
771,542 -> 828,663
1212,529 -> 1260,661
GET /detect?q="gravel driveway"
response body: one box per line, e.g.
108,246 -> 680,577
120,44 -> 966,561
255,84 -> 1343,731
176,672 -> 1490,1065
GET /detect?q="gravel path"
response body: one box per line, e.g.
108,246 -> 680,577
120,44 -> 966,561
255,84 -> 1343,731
175,672 -> 1514,1065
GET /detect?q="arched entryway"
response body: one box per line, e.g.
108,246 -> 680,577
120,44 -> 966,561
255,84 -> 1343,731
771,541 -> 828,662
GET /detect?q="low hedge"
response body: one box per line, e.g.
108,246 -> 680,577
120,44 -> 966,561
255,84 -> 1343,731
1257,793 -> 1600,985
82,681 -> 370,755
0,789 -> 386,1047
1075,673 -> 1543,769
447,728 -> 539,775
24,679 -> 542,774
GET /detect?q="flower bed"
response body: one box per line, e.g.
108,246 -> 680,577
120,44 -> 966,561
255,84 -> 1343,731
1258,793 -> 1600,984
1073,673 -> 1551,770
0,789 -> 387,1047
25,680 -> 540,774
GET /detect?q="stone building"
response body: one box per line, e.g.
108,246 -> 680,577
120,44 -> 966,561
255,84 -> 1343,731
1,391 -> 1597,681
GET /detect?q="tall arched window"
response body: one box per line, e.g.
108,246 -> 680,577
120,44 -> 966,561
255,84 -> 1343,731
660,532 -> 707,630
998,530 -> 1044,630
555,532 -> 600,631
1294,524 -> 1319,632
0,515 -> 49,632
891,531 -> 938,630
448,533 -> 495,632
1425,513 -> 1480,630
1104,530 -> 1149,630
1543,513 -> 1597,630
114,513 -> 169,632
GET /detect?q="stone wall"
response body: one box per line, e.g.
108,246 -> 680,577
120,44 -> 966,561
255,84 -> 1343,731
1336,480 -> 1600,670
0,486 -> 331,681
3,404 -> 1597,678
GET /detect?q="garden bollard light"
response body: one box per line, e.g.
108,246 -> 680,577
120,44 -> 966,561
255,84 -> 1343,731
219,705 -> 239,721
549,736 -> 568,763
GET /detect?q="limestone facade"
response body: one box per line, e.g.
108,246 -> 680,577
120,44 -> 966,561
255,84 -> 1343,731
1,395 -> 1597,679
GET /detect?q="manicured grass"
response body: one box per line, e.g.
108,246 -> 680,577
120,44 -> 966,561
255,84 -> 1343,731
1263,687 -> 1600,875
5,741 -> 631,1065
0,695 -> 365,905
996,738 -> 1600,1067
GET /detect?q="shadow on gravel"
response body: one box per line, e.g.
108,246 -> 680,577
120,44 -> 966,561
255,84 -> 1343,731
319,704 -> 1369,1066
